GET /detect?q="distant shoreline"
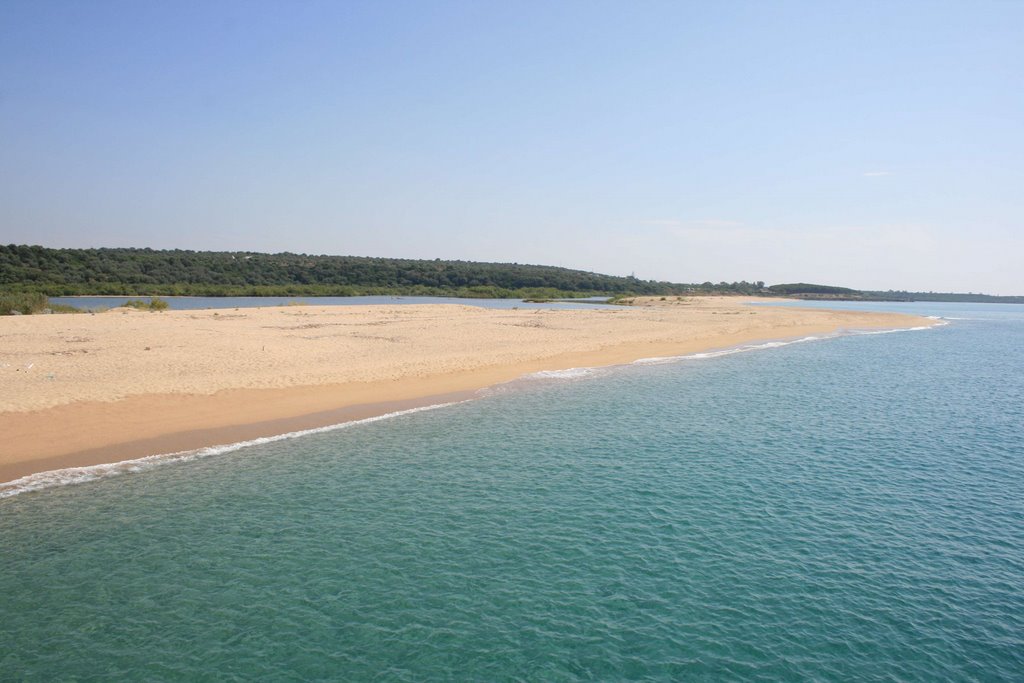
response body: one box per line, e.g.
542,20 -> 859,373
0,297 -> 937,486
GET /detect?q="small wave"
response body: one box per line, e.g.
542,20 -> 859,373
0,402 -> 463,499
939,317 -> 1000,322
854,328 -> 912,335
632,321 -> 944,365
527,367 -> 599,380
853,323 -> 943,335
633,335 -> 831,365
478,366 -> 610,397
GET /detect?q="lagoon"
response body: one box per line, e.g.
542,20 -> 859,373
47,294 -> 618,311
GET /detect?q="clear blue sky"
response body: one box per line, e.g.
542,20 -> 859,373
2,1 -> 1022,293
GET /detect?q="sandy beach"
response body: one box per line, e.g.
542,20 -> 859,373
0,297 -> 935,481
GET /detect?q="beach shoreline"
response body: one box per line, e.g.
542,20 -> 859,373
0,297 -> 938,484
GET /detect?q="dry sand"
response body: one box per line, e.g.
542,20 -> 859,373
0,297 -> 935,481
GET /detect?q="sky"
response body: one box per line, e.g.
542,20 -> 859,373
2,1 -> 1022,294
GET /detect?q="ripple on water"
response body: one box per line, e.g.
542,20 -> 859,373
1,306 -> 1023,680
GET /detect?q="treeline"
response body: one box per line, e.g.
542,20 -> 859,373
863,290 -> 1024,304
766,283 -> 1024,303
0,245 -> 764,298
0,245 -> 676,297
767,283 -> 860,296
5,246 -> 1018,303
693,280 -> 766,295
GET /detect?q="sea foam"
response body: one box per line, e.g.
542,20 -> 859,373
526,367 -> 602,380
0,402 -> 463,499
633,335 -> 827,365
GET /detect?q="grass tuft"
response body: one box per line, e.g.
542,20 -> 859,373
1,292 -> 48,315
121,296 -> 169,311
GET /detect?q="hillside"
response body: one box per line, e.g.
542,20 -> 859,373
766,283 -> 861,297
768,283 -> 1024,304
862,290 -> 1024,304
5,246 -> 1018,303
1,245 -> 694,298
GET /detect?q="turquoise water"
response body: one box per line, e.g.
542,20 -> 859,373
2,303 -> 1022,680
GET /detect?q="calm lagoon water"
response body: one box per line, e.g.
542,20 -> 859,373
2,302 -> 1022,680
48,295 -> 618,311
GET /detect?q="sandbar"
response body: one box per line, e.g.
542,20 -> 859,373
0,296 -> 936,482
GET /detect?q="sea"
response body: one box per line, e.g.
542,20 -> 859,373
1,301 -> 1022,681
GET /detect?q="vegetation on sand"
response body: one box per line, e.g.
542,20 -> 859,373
121,297 -> 169,311
0,291 -> 49,315
0,291 -> 82,315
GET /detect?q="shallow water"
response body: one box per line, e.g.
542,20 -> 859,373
2,303 -> 1022,680
48,294 -> 617,311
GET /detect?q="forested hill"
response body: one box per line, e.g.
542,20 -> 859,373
8,246 -> 1014,302
862,290 -> 1024,304
766,283 -> 1024,304
766,283 -> 860,297
1,245 -> 703,298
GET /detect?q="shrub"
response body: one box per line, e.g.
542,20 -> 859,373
0,292 -> 48,315
47,303 -> 83,314
121,297 -> 169,311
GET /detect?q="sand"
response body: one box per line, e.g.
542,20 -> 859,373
0,297 -> 936,481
